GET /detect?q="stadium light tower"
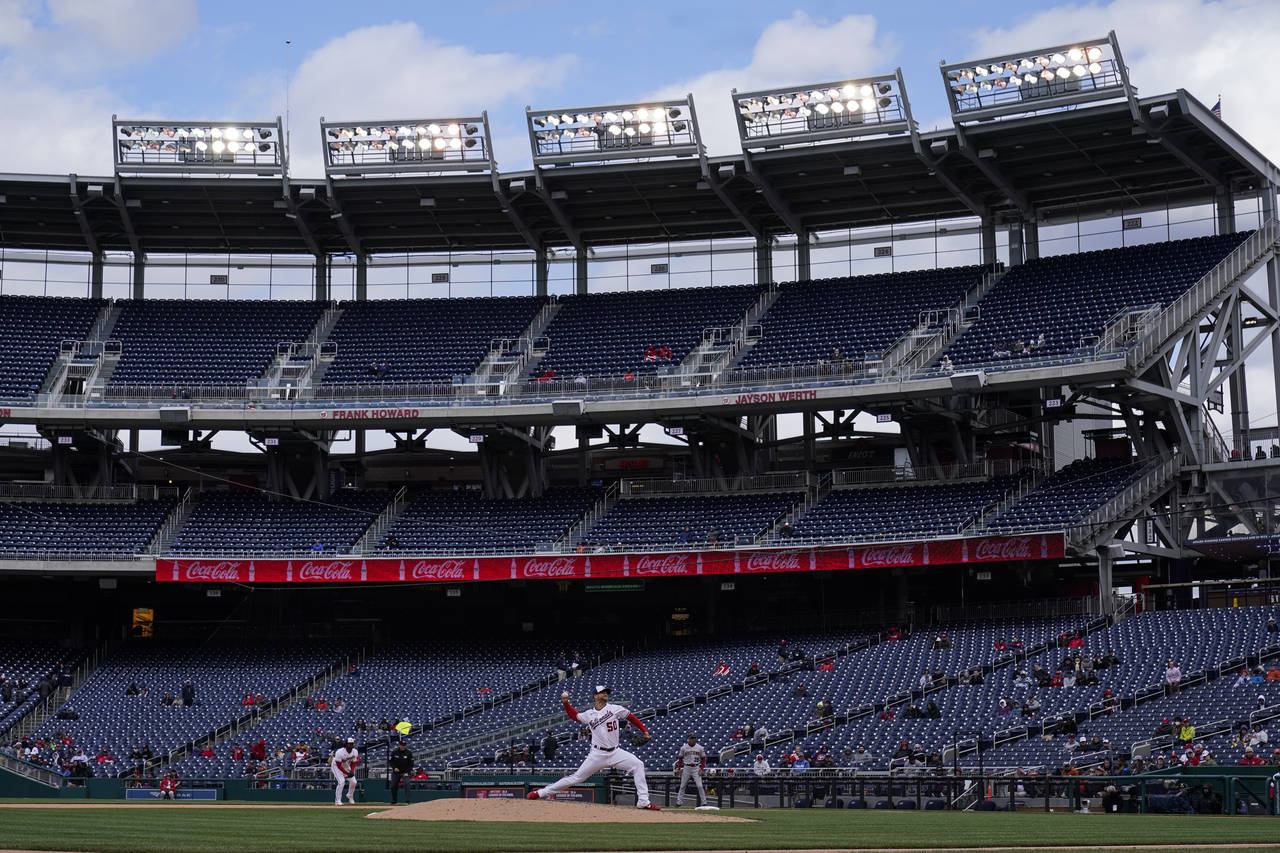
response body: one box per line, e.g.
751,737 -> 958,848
113,117 -> 285,176
525,95 -> 701,166
732,70 -> 913,151
320,114 -> 494,176
940,31 -> 1133,123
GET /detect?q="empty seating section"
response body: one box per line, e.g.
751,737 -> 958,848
378,488 -> 599,553
793,479 -> 1018,542
7,607 -> 1278,778
0,499 -> 174,557
108,299 -> 324,386
946,233 -> 1250,370
739,267 -> 985,369
534,285 -> 761,378
0,296 -> 103,399
322,296 -> 544,385
986,458 -> 1141,532
28,642 -> 344,776
167,490 -> 390,555
588,493 -> 803,547
0,641 -> 77,735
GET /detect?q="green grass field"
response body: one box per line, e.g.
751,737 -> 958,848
1,804 -> 1279,853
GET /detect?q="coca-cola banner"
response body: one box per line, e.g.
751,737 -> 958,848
156,533 -> 1063,584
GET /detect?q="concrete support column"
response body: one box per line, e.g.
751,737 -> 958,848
535,250 -> 549,297
1216,188 -> 1237,235
981,218 -> 997,268
314,254 -> 328,303
1024,220 -> 1040,261
1097,548 -> 1115,616
574,252 -> 588,295
1007,223 -> 1024,267
755,237 -> 773,285
796,231 -> 811,281
90,253 -> 104,300
355,254 -> 368,301
131,252 -> 144,299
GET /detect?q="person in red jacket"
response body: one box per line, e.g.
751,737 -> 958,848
159,771 -> 179,800
231,743 -> 244,761
1239,747 -> 1265,766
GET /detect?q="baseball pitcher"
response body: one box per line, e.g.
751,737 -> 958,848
675,732 -> 707,807
527,685 -> 659,810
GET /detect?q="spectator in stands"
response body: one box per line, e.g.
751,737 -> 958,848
931,633 -> 949,649
904,702 -> 924,719
644,345 -> 658,362
996,698 -> 1013,719
125,682 -> 141,697
790,754 -> 809,774
752,754 -> 770,775
878,707 -> 896,721
1178,718 -> 1196,744
1022,695 -> 1041,717
792,683 -> 808,698
712,660 -> 730,676
926,700 -> 941,719
378,360 -> 391,379
918,670 -> 932,690
1258,694 -> 1270,711
1240,747 -> 1266,766
818,657 -> 834,672
537,368 -> 556,382
1068,631 -> 1084,649
747,662 -> 759,676
241,691 -> 256,706
1268,616 -> 1279,633
542,730 -> 558,762
1014,670 -> 1031,689
1164,661 -> 1182,696
994,637 -> 1007,653
659,345 -> 673,361
885,627 -> 901,642
1154,718 -> 1175,737
940,355 -> 954,373
311,540 -> 325,554
1050,671 -> 1063,688
55,705 -> 78,720
1033,664 -> 1051,687
199,746 -> 215,758
315,696 -> 330,711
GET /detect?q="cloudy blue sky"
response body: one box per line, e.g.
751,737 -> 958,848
1,0 -> 1277,178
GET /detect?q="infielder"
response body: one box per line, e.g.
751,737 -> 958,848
527,685 -> 659,810
330,736 -> 359,806
675,732 -> 707,807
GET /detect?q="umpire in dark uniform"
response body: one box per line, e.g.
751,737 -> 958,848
389,741 -> 414,805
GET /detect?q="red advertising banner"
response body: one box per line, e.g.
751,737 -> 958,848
155,533 -> 1065,584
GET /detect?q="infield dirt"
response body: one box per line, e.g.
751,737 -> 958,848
367,799 -> 755,822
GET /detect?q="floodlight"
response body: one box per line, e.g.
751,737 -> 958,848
732,70 -> 910,150
940,31 -> 1130,122
112,117 -> 284,175
321,113 -> 493,175
526,94 -> 700,165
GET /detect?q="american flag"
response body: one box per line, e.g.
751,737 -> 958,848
1211,96 -> 1222,118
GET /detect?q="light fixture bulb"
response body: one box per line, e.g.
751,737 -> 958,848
1087,46 -> 1103,62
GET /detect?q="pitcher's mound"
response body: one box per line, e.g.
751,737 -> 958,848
369,799 -> 755,823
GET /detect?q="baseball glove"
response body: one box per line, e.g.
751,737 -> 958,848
630,732 -> 650,747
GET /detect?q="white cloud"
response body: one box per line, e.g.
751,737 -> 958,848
650,11 -> 898,157
282,23 -> 575,177
47,0 -> 196,56
969,0 -> 1280,165
0,0 -> 197,174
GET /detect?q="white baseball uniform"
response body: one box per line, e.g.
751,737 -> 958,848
534,701 -> 652,807
676,741 -> 707,806
330,745 -> 359,805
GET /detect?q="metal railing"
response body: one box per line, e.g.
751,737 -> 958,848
352,486 -> 407,554
0,751 -> 63,788
1069,455 -> 1177,547
1127,222 -> 1279,371
0,483 -> 176,502
148,488 -> 193,555
619,470 -> 811,497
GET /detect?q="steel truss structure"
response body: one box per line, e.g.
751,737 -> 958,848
0,35 -> 1277,609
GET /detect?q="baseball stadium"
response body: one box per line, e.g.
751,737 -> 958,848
3,4 -> 1280,852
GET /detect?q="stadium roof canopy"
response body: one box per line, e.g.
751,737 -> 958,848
0,90 -> 1275,257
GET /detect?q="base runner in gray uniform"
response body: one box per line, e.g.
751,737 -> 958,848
675,732 -> 707,807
